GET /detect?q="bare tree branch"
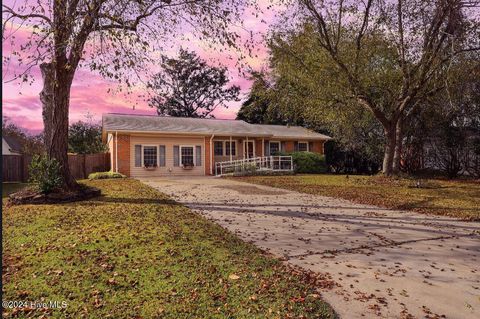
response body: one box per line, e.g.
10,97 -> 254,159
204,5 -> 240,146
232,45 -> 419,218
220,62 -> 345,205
2,4 -> 53,25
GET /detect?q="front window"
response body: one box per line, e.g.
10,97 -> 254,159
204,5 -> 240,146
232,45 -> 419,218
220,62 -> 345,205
269,142 -> 280,155
181,146 -> 194,166
298,142 -> 309,152
143,146 -> 157,167
225,141 -> 236,156
214,141 -> 223,156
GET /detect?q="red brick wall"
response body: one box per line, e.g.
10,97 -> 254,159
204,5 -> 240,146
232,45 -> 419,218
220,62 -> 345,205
289,141 -> 325,154
311,141 -> 324,155
116,134 -> 131,176
284,141 -> 295,152
205,137 -> 212,175
271,140 -> 324,154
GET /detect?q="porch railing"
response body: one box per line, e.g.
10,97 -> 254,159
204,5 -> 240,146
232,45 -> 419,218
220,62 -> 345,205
214,156 -> 293,176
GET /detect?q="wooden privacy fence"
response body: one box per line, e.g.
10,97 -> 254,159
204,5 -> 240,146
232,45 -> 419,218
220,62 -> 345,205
2,153 -> 110,182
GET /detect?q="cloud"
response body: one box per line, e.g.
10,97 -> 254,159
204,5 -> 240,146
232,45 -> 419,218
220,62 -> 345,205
2,0 -> 283,132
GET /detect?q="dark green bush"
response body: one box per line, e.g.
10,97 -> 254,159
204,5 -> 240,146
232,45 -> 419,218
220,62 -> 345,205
283,152 -> 327,173
88,171 -> 126,179
28,155 -> 63,194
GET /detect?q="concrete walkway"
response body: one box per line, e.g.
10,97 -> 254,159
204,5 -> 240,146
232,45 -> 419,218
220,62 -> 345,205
140,176 -> 480,319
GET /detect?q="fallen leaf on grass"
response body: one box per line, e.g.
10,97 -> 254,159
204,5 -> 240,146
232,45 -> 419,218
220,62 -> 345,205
106,278 -> 118,285
290,296 -> 305,303
228,274 -> 240,280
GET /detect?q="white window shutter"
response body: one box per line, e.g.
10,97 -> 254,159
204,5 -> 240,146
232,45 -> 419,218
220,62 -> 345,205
173,145 -> 179,166
195,145 -> 202,166
134,145 -> 142,167
159,145 -> 166,166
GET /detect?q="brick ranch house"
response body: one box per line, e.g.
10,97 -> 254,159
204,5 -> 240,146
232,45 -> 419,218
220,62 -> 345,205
102,113 -> 331,177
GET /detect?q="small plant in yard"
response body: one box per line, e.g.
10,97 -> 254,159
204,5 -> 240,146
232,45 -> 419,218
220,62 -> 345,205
28,155 -> 63,194
88,171 -> 126,180
232,162 -> 258,176
245,162 -> 257,173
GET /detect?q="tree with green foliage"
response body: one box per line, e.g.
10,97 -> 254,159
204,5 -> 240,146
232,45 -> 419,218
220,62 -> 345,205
268,24 -> 385,167
276,0 -> 480,175
237,72 -> 286,124
3,0 -> 246,190
403,55 -> 480,177
68,121 -> 107,154
149,49 -> 240,118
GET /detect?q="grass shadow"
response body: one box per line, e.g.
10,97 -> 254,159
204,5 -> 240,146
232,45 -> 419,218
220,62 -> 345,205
86,195 -> 181,206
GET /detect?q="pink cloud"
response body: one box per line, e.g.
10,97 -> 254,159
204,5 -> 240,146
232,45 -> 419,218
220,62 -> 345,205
2,1 -> 282,133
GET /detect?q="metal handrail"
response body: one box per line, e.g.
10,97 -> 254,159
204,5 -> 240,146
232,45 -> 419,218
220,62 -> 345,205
215,156 -> 293,176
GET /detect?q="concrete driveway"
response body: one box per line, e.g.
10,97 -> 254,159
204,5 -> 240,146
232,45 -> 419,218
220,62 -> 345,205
141,176 -> 480,319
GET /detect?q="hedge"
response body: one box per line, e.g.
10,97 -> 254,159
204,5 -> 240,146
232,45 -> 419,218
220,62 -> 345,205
281,151 -> 327,174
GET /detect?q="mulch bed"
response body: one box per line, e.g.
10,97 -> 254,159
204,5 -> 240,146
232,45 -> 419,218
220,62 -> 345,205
7,185 -> 101,205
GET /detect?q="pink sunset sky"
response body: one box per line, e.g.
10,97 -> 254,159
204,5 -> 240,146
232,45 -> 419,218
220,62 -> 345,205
2,1 -> 284,134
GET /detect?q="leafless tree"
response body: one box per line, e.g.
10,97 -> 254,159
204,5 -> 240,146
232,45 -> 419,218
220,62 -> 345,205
3,0 -> 246,189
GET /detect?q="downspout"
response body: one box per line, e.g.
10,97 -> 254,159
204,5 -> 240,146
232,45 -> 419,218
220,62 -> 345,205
210,134 -> 215,175
115,131 -> 118,173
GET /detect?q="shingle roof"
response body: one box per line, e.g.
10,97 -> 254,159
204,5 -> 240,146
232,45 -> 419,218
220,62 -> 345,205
253,124 -> 332,140
102,113 -> 331,140
2,135 -> 23,153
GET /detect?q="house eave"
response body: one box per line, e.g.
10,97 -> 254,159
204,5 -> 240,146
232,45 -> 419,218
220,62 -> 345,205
101,128 -> 333,141
102,129 -> 273,138
270,135 -> 332,141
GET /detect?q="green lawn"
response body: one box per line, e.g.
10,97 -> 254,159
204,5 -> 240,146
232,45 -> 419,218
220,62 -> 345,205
2,183 -> 29,198
2,179 -> 335,319
233,174 -> 480,221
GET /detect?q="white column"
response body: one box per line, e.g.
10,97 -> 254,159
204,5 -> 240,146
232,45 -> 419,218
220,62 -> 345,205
229,136 -> 232,162
210,134 -> 215,175
262,138 -> 264,157
115,131 -> 118,173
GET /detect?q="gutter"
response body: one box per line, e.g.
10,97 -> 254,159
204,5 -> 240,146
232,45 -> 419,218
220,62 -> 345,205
269,136 -> 333,140
103,130 -> 331,140
103,129 -> 272,138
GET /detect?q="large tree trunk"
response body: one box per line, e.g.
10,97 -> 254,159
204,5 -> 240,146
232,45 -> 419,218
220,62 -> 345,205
40,62 -> 78,190
382,125 -> 396,176
392,116 -> 404,173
